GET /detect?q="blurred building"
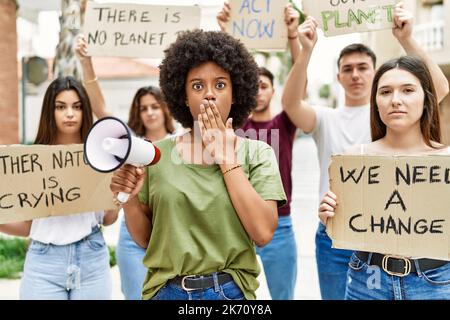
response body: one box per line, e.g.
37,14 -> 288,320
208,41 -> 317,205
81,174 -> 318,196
361,0 -> 450,143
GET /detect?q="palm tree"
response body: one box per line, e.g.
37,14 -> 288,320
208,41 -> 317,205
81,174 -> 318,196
0,0 -> 19,144
53,0 -> 87,81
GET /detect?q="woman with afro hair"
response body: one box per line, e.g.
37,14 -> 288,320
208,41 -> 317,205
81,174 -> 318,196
110,29 -> 286,300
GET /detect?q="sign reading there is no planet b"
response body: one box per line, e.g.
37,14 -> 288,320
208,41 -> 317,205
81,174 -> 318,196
225,0 -> 288,51
82,2 -> 201,58
303,0 -> 399,37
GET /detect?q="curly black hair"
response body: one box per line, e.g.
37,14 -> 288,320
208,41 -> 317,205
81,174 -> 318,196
159,29 -> 259,129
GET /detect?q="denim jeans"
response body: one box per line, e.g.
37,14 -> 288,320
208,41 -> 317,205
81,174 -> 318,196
151,273 -> 245,300
20,227 -> 112,300
256,215 -> 297,300
345,252 -> 450,300
116,217 -> 147,300
315,222 -> 353,300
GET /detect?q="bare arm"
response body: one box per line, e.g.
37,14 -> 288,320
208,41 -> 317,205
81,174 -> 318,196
110,165 -> 151,248
75,35 -> 112,119
198,100 -> 278,246
393,2 -> 449,102
0,221 -> 32,237
285,4 -> 301,63
281,17 -> 318,133
221,166 -> 278,246
102,209 -> 119,226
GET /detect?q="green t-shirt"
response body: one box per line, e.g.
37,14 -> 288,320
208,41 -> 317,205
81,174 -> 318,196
138,136 -> 286,300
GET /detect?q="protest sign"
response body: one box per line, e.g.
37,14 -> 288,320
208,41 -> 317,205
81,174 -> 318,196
302,0 -> 398,37
225,0 -> 288,51
0,144 -> 115,224
328,155 -> 450,260
83,2 -> 201,58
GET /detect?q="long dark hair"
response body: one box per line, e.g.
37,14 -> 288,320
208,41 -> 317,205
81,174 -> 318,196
34,76 -> 93,145
370,56 -> 441,147
127,86 -> 175,137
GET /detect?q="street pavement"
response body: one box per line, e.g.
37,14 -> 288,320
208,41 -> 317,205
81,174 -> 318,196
0,135 -> 322,300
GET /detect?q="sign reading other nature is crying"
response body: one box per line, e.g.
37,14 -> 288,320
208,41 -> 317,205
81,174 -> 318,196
0,144 -> 115,224
83,2 -> 201,58
302,0 -> 399,37
328,155 -> 450,261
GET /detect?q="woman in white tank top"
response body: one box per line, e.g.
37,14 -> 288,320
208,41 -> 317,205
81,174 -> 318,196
75,35 -> 179,300
319,56 -> 450,300
0,77 -> 118,299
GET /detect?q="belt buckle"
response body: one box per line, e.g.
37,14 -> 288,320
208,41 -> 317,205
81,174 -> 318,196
382,255 -> 411,277
181,275 -> 197,292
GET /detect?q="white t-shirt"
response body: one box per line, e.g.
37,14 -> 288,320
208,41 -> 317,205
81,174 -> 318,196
312,104 -> 371,199
30,211 -> 104,245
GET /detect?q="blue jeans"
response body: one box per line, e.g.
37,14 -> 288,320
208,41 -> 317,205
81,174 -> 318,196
20,227 -> 112,300
345,252 -> 450,300
315,222 -> 353,300
116,217 -> 148,300
151,273 -> 245,300
256,215 -> 297,300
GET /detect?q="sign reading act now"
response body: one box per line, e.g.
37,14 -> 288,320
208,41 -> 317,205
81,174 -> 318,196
328,155 -> 450,261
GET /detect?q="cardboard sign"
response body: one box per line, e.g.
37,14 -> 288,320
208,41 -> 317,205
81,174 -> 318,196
0,144 -> 115,224
328,155 -> 450,261
83,2 -> 201,58
225,0 -> 288,51
302,0 -> 398,37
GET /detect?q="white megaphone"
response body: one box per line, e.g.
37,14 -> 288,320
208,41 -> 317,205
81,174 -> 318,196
84,116 -> 161,203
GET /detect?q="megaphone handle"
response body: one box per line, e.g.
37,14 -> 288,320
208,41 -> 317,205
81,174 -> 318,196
117,192 -> 130,204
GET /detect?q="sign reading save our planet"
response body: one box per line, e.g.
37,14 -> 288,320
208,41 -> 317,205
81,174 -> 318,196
303,0 -> 399,36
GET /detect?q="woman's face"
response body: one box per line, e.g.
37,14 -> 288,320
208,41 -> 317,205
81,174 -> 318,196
54,89 -> 83,136
376,68 -> 425,133
185,61 -> 233,125
139,93 -> 165,133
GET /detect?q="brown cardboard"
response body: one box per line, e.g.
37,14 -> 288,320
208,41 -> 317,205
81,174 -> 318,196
328,155 -> 450,260
225,0 -> 288,51
302,0 -> 399,37
83,2 -> 201,58
0,144 -> 115,223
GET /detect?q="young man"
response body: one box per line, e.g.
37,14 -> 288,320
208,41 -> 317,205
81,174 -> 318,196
217,3 -> 302,300
281,3 -> 449,300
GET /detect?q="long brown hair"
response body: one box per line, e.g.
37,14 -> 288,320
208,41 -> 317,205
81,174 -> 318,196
34,76 -> 93,145
370,56 -> 441,147
127,86 -> 175,137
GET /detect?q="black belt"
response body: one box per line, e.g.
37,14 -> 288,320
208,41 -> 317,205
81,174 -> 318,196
355,251 -> 448,277
168,272 -> 233,291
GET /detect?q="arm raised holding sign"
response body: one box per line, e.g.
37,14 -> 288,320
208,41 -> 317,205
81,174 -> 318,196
281,16 -> 318,133
391,2 -> 449,103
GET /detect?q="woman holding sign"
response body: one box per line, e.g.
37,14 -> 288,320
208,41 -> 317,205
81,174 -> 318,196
319,56 -> 450,300
0,77 -> 118,299
110,29 -> 286,300
76,36 -> 177,300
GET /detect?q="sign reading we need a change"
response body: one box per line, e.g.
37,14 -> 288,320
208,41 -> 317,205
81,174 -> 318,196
83,2 -> 201,58
303,0 -> 399,37
328,155 -> 450,261
225,0 -> 288,51
0,144 -> 115,224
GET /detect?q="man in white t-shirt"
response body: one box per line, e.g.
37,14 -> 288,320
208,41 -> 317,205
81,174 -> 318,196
281,4 -> 450,300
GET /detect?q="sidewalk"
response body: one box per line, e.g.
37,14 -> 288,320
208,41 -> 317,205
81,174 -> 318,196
0,135 -> 321,300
